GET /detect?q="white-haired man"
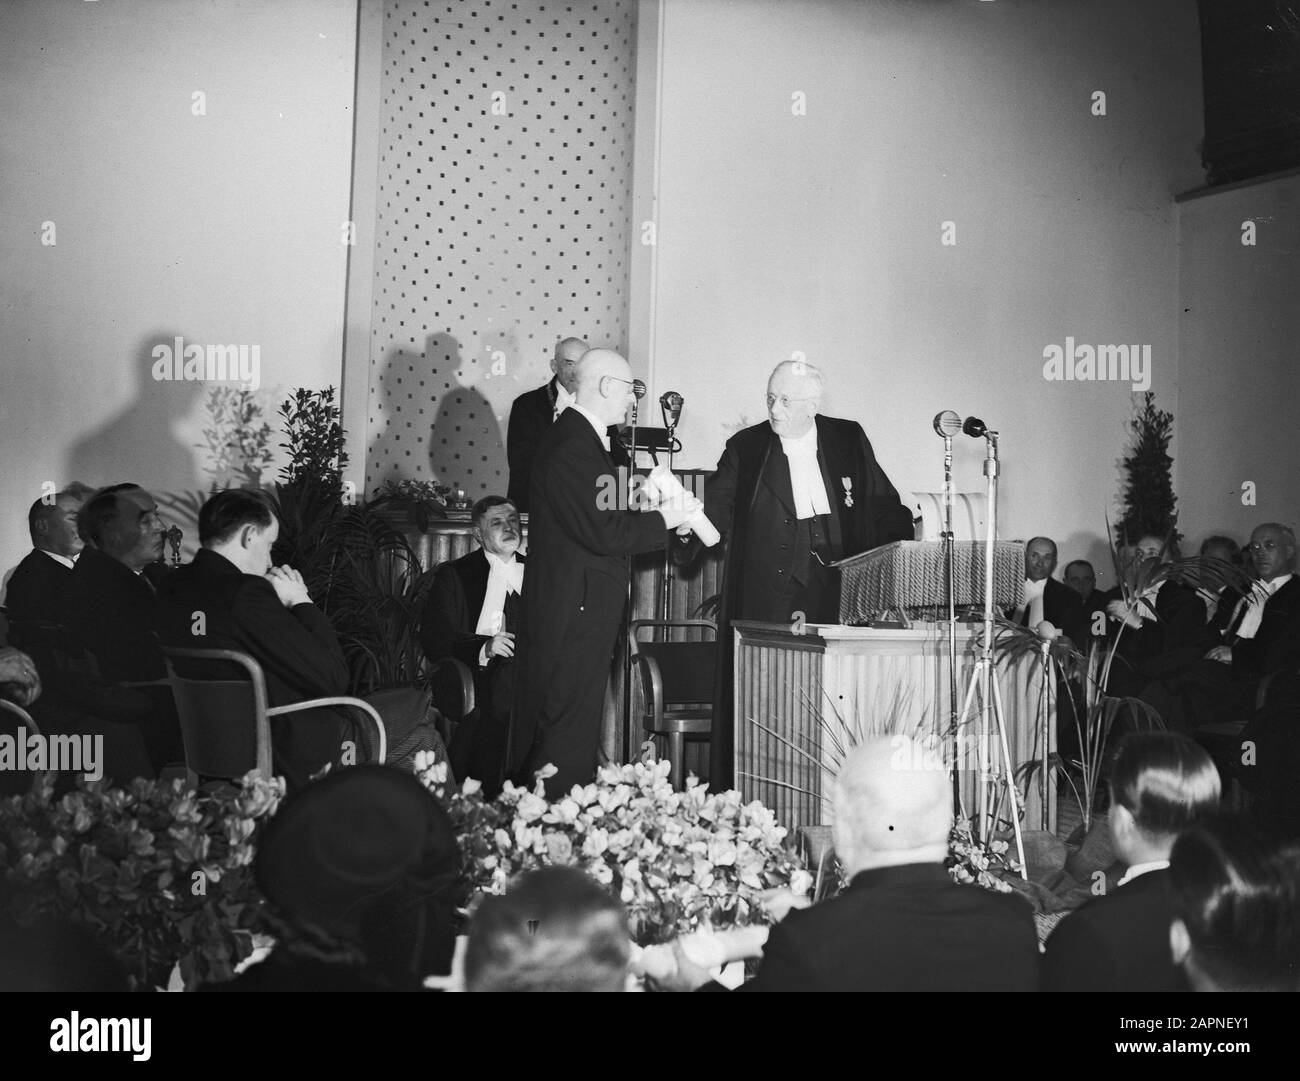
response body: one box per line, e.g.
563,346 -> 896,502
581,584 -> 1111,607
506,337 -> 628,512
511,349 -> 699,796
677,360 -> 913,787
658,736 -> 1039,991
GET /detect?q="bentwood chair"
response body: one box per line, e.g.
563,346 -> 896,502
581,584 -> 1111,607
425,656 -> 477,745
629,619 -> 717,790
162,647 -> 386,786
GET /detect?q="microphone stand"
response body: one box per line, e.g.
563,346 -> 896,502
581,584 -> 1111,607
622,390 -> 643,765
659,406 -> 680,625
940,435 -> 959,817
953,424 -> 1027,879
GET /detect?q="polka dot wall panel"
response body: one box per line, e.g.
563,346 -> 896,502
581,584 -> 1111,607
367,0 -> 637,498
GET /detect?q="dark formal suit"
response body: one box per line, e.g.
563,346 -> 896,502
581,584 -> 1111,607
735,863 -> 1039,992
688,416 -> 913,788
1105,580 -> 1207,699
506,377 -> 628,512
1042,867 -> 1186,992
511,407 -> 666,796
154,548 -> 350,791
419,547 -> 523,793
3,549 -> 74,625
1017,576 -> 1088,646
64,547 -> 166,682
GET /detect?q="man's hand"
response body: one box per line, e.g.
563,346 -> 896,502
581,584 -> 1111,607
267,566 -> 312,608
0,647 -> 41,707
758,887 -> 812,924
644,940 -> 716,993
1106,599 -> 1142,629
486,631 -> 515,660
656,494 -> 703,532
1205,645 -> 1232,665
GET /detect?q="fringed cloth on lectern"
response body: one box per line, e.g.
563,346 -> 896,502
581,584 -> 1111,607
833,540 -> 1025,625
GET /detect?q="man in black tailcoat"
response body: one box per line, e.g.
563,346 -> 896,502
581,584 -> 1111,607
510,349 -> 698,797
506,337 -> 629,512
675,360 -> 913,789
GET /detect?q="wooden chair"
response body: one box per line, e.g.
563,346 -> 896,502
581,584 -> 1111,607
425,656 -> 476,746
629,619 -> 716,790
162,646 -> 387,786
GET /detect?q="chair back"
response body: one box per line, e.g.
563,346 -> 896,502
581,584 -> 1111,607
162,647 -> 273,783
630,620 -> 717,708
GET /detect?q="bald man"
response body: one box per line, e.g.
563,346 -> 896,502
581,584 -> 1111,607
3,485 -> 90,624
664,736 -> 1039,991
676,360 -> 913,787
506,337 -> 629,512
510,349 -> 698,796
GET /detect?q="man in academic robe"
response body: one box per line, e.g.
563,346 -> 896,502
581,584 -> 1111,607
506,337 -> 629,512
419,495 -> 525,796
510,349 -> 698,797
675,360 -> 913,789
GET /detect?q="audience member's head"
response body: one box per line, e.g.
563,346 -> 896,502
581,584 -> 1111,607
471,496 -> 521,560
1247,522 -> 1296,583
27,485 -> 91,558
464,866 -> 631,992
1131,533 -> 1169,569
76,484 -> 166,571
766,359 -> 824,439
199,489 -> 278,575
1107,731 -> 1221,866
574,348 -> 637,427
1169,818 -> 1300,991
830,736 -> 952,879
1063,559 -> 1095,599
254,765 -> 462,989
551,336 -> 588,394
1198,534 -> 1240,569
1024,537 -> 1058,583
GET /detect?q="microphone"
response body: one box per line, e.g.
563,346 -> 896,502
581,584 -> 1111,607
660,391 -> 683,431
932,411 -> 962,438
962,416 -> 989,438
631,379 -> 647,400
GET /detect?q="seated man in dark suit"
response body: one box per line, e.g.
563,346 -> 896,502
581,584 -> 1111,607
419,494 -> 523,796
1063,558 -> 1109,642
505,336 -> 628,512
61,483 -> 181,772
659,735 -> 1039,992
1042,731 -> 1221,991
1016,537 -> 1087,645
155,489 -> 444,790
1196,534 -> 1244,639
1103,534 -> 1207,701
3,483 -> 93,625
1142,523 -> 1300,730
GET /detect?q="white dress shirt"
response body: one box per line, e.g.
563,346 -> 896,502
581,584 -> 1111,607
569,402 -> 610,451
1230,573 -> 1292,640
778,425 -> 831,520
1116,859 -> 1169,888
475,551 -> 525,665
553,382 -> 576,420
1016,576 -> 1048,627
40,549 -> 77,570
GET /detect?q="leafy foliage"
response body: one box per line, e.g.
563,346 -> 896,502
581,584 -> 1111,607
200,388 -> 275,490
1117,391 -> 1180,550
0,772 -> 282,990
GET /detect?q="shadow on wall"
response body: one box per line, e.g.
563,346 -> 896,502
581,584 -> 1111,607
66,332 -> 205,495
425,333 -> 507,501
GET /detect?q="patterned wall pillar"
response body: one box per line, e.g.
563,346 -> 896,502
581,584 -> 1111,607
366,0 -> 637,498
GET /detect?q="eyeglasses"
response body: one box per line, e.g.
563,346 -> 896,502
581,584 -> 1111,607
766,395 -> 816,410
1249,540 -> 1290,554
603,376 -> 635,389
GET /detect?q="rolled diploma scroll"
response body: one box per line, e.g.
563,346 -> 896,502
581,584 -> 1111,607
643,464 -> 721,546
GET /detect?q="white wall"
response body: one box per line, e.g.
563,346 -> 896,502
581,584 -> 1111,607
639,0 -> 1205,587
1176,171 -> 1300,550
0,0 -> 357,578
